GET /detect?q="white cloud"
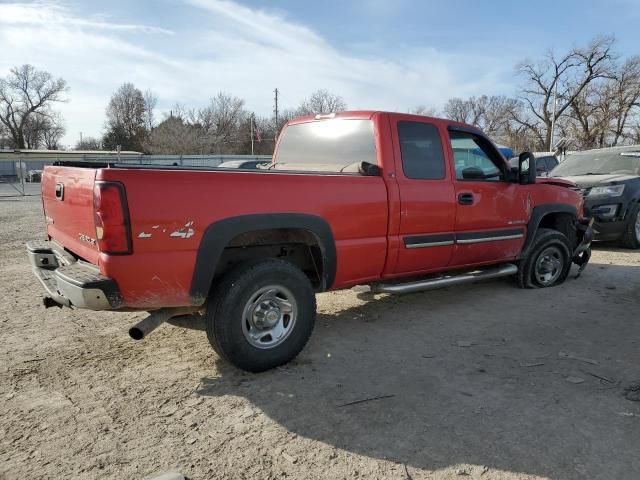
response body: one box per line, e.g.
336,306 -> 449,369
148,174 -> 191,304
0,0 -> 512,147
0,2 -> 174,34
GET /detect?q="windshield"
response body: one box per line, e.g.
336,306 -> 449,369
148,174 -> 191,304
552,151 -> 640,177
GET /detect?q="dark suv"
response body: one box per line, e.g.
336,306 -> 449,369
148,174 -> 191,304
551,148 -> 640,248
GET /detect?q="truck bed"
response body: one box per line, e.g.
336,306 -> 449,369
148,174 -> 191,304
42,165 -> 390,308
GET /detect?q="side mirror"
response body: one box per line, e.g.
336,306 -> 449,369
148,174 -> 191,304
518,152 -> 537,185
461,166 -> 486,180
359,161 -> 381,176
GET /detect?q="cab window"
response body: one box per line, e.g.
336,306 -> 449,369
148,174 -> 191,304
449,130 -> 505,182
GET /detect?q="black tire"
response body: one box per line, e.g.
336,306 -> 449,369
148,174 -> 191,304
517,228 -> 572,289
619,203 -> 640,249
205,258 -> 316,372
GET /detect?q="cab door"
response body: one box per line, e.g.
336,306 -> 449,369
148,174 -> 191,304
391,117 -> 457,275
446,127 -> 529,267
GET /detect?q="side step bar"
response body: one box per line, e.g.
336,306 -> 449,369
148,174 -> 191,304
370,263 -> 518,294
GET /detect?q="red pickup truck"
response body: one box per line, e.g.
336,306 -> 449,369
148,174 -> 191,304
28,111 -> 593,372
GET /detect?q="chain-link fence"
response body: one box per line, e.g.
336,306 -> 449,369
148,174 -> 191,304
0,153 -> 272,197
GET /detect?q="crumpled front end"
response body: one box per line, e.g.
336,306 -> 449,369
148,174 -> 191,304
572,217 -> 594,277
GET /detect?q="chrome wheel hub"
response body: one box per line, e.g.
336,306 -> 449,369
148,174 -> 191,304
535,246 -> 563,286
242,285 -> 297,349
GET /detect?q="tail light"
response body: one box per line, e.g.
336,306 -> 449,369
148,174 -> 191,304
93,181 -> 132,254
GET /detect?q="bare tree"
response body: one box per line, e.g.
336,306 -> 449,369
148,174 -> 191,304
608,57 -> 640,145
563,56 -> 640,148
16,111 -> 65,149
145,115 -> 201,154
75,136 -> 102,150
40,113 -> 66,149
443,95 -> 519,142
513,36 -> 617,150
410,105 -> 438,116
105,83 -> 146,138
103,83 -> 156,151
0,64 -> 68,149
0,123 -> 9,148
146,94 -> 248,154
143,89 -> 158,131
443,97 -> 477,124
194,92 -> 247,153
297,89 -> 347,115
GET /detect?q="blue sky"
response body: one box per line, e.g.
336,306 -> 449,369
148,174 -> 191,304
1,0 -> 638,146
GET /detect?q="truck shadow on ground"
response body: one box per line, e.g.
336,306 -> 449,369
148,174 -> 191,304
196,262 -> 640,480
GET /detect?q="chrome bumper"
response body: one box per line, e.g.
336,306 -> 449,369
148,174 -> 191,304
26,240 -> 123,310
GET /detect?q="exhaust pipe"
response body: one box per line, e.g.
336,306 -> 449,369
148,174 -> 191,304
371,263 -> 518,294
129,307 -> 199,340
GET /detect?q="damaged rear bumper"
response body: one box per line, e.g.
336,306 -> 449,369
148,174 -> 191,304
27,240 -> 123,310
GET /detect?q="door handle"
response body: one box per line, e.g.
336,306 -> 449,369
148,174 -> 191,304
458,193 -> 474,205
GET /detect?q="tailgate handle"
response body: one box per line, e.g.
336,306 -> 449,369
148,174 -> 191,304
55,183 -> 64,200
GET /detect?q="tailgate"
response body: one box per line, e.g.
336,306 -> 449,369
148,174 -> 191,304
42,166 -> 101,265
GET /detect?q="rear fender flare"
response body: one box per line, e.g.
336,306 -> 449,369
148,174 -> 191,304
190,213 -> 336,304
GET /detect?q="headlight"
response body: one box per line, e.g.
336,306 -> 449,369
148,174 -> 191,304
587,184 -> 625,198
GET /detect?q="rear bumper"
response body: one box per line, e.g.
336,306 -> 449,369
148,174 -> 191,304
27,240 -> 123,310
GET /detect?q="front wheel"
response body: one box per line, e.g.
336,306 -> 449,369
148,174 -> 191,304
620,203 -> 640,249
517,228 -> 572,289
205,258 -> 316,372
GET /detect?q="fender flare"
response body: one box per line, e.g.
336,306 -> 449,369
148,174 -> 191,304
519,204 -> 578,259
189,213 -> 337,304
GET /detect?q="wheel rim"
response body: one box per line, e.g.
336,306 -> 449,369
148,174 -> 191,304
241,285 -> 297,349
534,246 -> 564,286
635,211 -> 640,242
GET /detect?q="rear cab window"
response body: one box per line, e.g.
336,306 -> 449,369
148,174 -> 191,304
274,119 -> 377,172
397,121 -> 446,180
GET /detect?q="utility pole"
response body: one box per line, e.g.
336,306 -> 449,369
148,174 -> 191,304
79,131 -> 83,148
250,114 -> 254,155
549,79 -> 558,152
274,88 -> 279,141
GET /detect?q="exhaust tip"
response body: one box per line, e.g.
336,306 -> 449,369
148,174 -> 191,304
129,327 -> 144,340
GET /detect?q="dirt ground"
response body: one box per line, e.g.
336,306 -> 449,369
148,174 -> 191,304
1,196 -> 639,480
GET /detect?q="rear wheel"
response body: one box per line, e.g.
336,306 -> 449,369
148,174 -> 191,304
518,228 -> 572,288
205,258 -> 316,372
620,203 -> 640,249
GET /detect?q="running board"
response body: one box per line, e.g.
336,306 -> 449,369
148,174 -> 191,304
370,263 -> 518,294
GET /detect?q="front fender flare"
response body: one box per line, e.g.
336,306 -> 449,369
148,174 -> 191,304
519,204 -> 578,260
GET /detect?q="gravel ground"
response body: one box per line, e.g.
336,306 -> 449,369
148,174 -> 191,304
1,196 -> 639,480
